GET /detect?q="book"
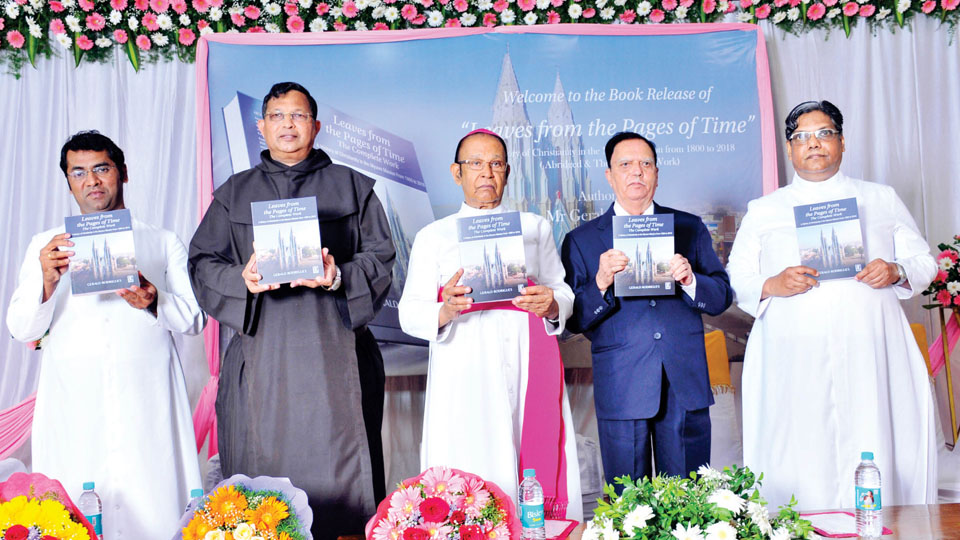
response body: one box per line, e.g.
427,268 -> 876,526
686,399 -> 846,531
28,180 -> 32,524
793,197 -> 866,280
613,214 -> 675,297
251,196 -> 324,285
64,209 -> 138,295
457,212 -> 527,303
799,511 -> 893,537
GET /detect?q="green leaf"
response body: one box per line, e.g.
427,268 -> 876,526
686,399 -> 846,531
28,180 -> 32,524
73,32 -> 83,67
126,38 -> 140,72
842,13 -> 851,37
895,8 -> 904,27
27,32 -> 37,67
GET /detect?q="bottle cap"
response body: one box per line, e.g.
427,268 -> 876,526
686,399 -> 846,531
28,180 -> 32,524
190,488 -> 204,498
861,451 -> 874,460
83,481 -> 95,490
523,469 -> 536,478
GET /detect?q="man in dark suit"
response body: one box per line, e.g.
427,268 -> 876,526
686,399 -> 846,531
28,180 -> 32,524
560,132 -> 732,486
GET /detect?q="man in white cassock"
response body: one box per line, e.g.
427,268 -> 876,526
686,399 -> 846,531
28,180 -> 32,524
727,101 -> 937,510
398,130 -> 583,521
7,131 -> 204,538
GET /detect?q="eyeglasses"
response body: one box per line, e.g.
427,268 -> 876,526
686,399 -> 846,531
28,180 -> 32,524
457,159 -> 507,172
264,111 -> 314,124
615,159 -> 656,170
67,164 -> 116,181
789,128 -> 840,144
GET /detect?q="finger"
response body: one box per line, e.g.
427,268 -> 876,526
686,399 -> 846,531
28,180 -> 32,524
443,285 -> 472,298
795,265 -> 820,277
444,269 -> 465,289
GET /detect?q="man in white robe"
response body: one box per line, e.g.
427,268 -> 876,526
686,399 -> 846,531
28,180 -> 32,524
398,130 -> 583,520
727,101 -> 937,509
7,131 -> 204,539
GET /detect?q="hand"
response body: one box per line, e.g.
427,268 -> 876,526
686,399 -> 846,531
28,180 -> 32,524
438,268 -> 473,328
117,272 -> 158,314
761,265 -> 819,299
40,233 -> 75,302
669,253 -> 694,286
596,249 -> 629,293
512,284 -> 559,320
242,246 -> 281,294
291,248 -> 337,289
855,258 -> 899,289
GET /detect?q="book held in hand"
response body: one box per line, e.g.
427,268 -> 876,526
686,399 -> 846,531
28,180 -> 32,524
65,209 -> 138,295
251,196 -> 324,285
613,214 -> 675,297
793,197 -> 865,280
457,212 -> 527,303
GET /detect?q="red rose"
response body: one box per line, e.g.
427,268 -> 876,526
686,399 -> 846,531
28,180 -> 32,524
403,528 -> 429,540
460,524 -> 484,540
4,525 -> 30,540
450,510 -> 467,524
419,497 -> 450,522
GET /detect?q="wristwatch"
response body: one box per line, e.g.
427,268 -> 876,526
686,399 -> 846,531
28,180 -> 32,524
322,265 -> 342,291
894,262 -> 907,286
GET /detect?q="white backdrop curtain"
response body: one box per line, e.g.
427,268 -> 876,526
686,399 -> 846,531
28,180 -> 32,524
1,19 -> 958,479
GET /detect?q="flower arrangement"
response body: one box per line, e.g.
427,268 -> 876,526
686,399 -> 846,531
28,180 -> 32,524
584,465 -> 813,540
737,0 -> 959,37
922,234 -> 960,310
0,473 -> 96,540
177,475 -> 313,540
365,466 -> 520,540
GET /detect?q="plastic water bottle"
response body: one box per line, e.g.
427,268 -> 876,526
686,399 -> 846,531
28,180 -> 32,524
78,481 -> 103,540
185,488 -> 204,513
855,451 -> 882,539
519,469 -> 546,540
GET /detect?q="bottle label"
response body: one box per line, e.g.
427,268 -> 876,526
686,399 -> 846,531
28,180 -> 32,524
85,512 -> 103,534
520,503 -> 544,528
856,486 -> 881,511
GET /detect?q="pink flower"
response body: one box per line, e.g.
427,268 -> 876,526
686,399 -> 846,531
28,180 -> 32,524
545,8 -> 559,21
453,0 -> 468,10
283,2 -> 297,14
461,477 -> 492,518
197,18 -> 209,28
444,16 -> 461,24
373,21 -> 389,28
244,5 -> 260,18
944,0 -> 959,11
342,0 -> 358,16
401,3 -> 418,18
50,0 -> 65,11
150,0 -> 169,10
50,18 -> 66,33
134,0 -> 148,9
142,12 -> 159,29
955,295 -> 960,307
582,6 -> 595,16
372,519 -> 401,540
246,24 -> 264,31
109,0 -> 127,8
230,12 -> 245,25
806,2 -> 825,18
77,0 -> 94,11
315,2 -> 329,13
921,0 -> 936,11
209,0 -> 222,7
773,0 -> 788,7
482,11 -> 497,24
822,0 -> 837,6
842,1 -> 858,15
619,8 -> 636,21
135,33 -> 151,49
113,28 -> 128,41
858,3 -> 874,15
332,21 -> 346,30
419,0 -> 433,7
412,13 -> 425,22
739,0 -> 751,7
493,0 -> 507,11
6,30 -> 24,48
680,0 -> 693,7
649,7 -> 665,20
14,0 -> 25,4
178,26 -> 195,43
663,0 -> 677,10
286,14 -> 304,30
550,0 -> 562,6
86,12 -> 106,29
936,270 -> 949,283
754,2 -> 770,15
1,18 -> 7,31
702,0 -> 716,12
938,289 -> 953,307
788,0 -> 799,6
75,34 -> 93,49
191,0 -> 208,10
171,0 -> 186,12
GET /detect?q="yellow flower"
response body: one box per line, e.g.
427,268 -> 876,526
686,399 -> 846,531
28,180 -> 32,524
184,513 -> 218,540
206,486 -> 249,526
36,499 -> 73,532
233,522 -> 257,540
243,497 -> 289,532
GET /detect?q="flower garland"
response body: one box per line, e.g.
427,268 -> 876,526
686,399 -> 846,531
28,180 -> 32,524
1,0 -> 955,77
181,484 -> 307,540
923,234 -> 960,310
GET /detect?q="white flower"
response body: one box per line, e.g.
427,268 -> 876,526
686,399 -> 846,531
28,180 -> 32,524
109,9 -> 122,23
4,4 -> 20,19
568,2 -> 582,17
233,523 -> 256,540
354,20 -> 367,29
697,465 -> 727,482
477,0 -> 493,9
584,518 -> 618,540
941,257 -> 956,271
309,17 -> 327,30
622,504 -> 655,534
371,5 -> 385,17
675,5 -> 688,17
876,7 -> 890,18
771,10 -> 785,22
204,530 -> 227,540
460,12 -> 477,25
66,15 -> 82,31
947,281 -> 960,295
228,5 -> 242,14
26,17 -> 41,38
769,527 -> 790,540
500,8 -> 515,22
29,0 -> 42,10
536,0 -> 549,8
599,6 -> 614,18
671,522 -> 705,540
264,2 -> 281,14
826,6 -> 840,17
523,11 -> 537,23
636,0 -> 651,14
56,33 -> 72,48
717,0 -> 729,11
595,0 -> 607,6
209,5 -> 223,18
299,0 -> 313,7
151,32 -> 169,45
264,21 -> 280,31
96,36 -> 112,47
225,27 -> 239,32
704,522 -> 737,540
614,0 -> 628,6
157,13 -> 173,29
384,6 -> 398,20
61,0 -> 75,7
356,0 -> 370,8
329,5 -> 341,16
582,520 -> 603,540
127,16 -> 139,30
707,489 -> 745,514
179,13 -> 191,25
896,0 -> 909,10
786,6 -> 799,19
427,8 -> 443,25
200,24 -> 214,34
747,502 -> 773,535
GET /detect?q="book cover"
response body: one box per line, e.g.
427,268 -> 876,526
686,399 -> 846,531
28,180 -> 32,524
457,212 -> 527,303
613,214 -> 675,297
793,197 -> 865,280
64,209 -> 138,295
222,91 -> 267,176
251,196 -> 324,286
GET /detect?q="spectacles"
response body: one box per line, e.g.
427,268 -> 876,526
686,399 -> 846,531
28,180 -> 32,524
457,159 -> 507,172
615,159 -> 656,170
67,164 -> 116,181
789,128 -> 840,144
264,111 -> 314,124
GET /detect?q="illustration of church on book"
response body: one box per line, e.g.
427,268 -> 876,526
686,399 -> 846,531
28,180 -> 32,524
90,239 -> 118,281
817,227 -> 844,269
634,242 -> 655,285
276,228 -> 303,271
482,242 -> 507,289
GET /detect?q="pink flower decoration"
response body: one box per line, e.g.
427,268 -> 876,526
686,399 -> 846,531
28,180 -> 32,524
938,289 -> 953,307
86,12 -> 106,29
76,34 -> 94,49
858,3 -> 874,15
412,13 -> 426,22
936,270 -> 949,283
453,0 -> 468,10
192,0 -> 209,10
788,0 -> 799,7
955,295 -> 960,307
197,18 -> 209,28
178,26 -> 195,43
754,3 -> 770,16
680,0 -> 693,7
739,0 -> 751,6
142,12 -> 159,29
582,6 -> 595,16
14,0 -> 25,4
283,2 -> 298,14
244,5 -> 260,18
6,30 -> 24,48
943,0 -> 958,9
134,0 -> 148,9
444,16 -> 461,25
50,18 -> 66,33
663,0 -> 677,10
286,14 -> 304,30
315,2 -> 329,13
773,0 -> 788,7
151,0 -> 169,10
941,250 -> 960,264
725,0 -> 735,11
482,11 -> 497,24
842,1 -> 858,15
401,3 -> 417,18
419,0 -> 434,7
544,8 -> 559,20
921,0 -> 936,11
333,20 -> 347,29
806,2 -> 825,18
822,0 -> 836,6
373,21 -> 389,28
619,8 -> 636,21
113,28 -> 128,41
77,0 -> 94,11
209,0 -> 222,7
50,1 -> 65,11
246,24 -> 264,31
649,7 -> 665,20
0,18 -> 6,31
342,0 -> 358,16
493,0 -> 508,11
702,0 -> 716,12
135,33 -> 151,49
230,12 -> 245,25
171,0 -> 186,12
550,0 -> 562,6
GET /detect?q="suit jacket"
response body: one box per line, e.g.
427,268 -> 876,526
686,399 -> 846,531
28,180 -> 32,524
560,202 -> 732,420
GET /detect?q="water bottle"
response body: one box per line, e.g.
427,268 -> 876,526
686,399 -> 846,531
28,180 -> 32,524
78,481 -> 103,540
518,469 -> 546,540
185,488 -> 204,513
855,451 -> 882,539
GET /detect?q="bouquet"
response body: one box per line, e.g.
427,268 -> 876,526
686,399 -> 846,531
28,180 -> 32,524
0,472 -> 97,540
585,465 -> 812,540
365,467 -> 520,540
176,475 -> 313,540
923,234 -> 960,310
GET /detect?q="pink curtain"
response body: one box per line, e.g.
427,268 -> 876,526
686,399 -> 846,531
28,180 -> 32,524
0,393 -> 35,460
930,310 -> 960,378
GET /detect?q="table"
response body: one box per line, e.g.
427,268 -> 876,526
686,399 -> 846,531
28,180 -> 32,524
808,504 -> 960,539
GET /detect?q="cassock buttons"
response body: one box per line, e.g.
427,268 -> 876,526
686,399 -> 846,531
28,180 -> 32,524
649,300 -> 657,307
653,332 -> 662,340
